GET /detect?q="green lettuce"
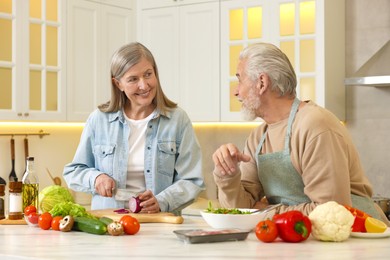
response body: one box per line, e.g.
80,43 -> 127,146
49,201 -> 95,219
39,185 -> 75,212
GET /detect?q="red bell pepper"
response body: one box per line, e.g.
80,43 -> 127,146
273,210 -> 312,242
344,205 -> 370,232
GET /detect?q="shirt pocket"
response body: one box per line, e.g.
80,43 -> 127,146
157,141 -> 177,177
93,144 -> 116,175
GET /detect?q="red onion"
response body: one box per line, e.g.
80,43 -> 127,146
129,196 -> 142,213
113,208 -> 130,214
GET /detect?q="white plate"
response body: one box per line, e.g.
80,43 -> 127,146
350,228 -> 390,238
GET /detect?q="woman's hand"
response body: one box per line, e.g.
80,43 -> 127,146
138,190 -> 160,213
95,174 -> 116,197
212,143 -> 251,176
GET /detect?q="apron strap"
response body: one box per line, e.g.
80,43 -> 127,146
284,98 -> 301,153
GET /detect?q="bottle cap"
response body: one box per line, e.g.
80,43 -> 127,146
9,181 -> 23,192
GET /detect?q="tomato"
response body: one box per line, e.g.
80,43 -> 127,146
27,212 -> 39,224
38,212 -> 53,230
255,220 -> 278,243
119,215 -> 140,235
51,216 -> 63,231
24,205 -> 37,216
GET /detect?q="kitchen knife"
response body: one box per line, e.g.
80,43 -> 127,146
113,188 -> 138,201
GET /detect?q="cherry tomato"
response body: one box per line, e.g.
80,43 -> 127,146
38,212 -> 53,230
51,216 -> 64,231
255,220 -> 279,243
24,205 -> 37,216
27,212 -> 39,225
119,215 -> 140,235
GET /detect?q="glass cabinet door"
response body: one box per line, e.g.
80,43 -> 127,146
279,1 -> 316,103
221,0 -> 345,122
221,0 -> 267,121
28,0 -> 64,119
0,0 -> 65,121
0,0 -> 14,112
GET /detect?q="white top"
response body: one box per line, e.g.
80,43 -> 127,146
124,110 -> 156,195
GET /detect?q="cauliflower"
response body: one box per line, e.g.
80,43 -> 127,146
308,201 -> 354,242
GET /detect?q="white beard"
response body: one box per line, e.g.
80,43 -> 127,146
240,87 -> 260,121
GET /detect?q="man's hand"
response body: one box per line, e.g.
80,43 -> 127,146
212,143 -> 251,176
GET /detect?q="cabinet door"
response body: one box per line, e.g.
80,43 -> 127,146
67,0 -> 135,121
0,0 -> 66,121
220,0 -> 345,121
220,0 -> 269,121
138,7 -> 180,103
179,2 -> 220,121
67,0 -> 100,121
138,2 -> 220,121
99,5 -> 135,106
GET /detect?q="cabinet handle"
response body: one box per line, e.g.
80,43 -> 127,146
17,113 -> 22,117
24,112 -> 29,117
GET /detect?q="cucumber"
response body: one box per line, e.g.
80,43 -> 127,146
73,216 -> 107,235
99,216 -> 114,226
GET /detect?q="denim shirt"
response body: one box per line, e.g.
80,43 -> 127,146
63,107 -> 205,214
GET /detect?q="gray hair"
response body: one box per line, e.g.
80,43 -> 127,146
239,42 -> 297,97
99,42 -> 176,114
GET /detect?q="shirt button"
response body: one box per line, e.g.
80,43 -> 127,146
146,170 -> 150,173
147,147 -> 151,150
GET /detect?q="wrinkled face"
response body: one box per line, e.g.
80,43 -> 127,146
114,57 -> 157,109
235,59 -> 260,121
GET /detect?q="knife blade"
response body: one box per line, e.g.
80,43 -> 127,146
113,188 -> 138,201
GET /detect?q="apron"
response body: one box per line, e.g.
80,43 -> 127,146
255,98 -> 310,206
254,98 -> 381,219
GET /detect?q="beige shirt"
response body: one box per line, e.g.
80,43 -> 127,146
214,101 -> 388,223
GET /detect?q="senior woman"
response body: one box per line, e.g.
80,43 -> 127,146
63,42 -> 204,215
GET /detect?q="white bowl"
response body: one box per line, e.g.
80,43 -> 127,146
200,209 -> 265,231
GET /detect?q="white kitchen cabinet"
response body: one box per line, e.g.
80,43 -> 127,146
0,0 -> 67,121
220,0 -> 345,121
67,0 -> 135,122
139,0 -> 219,9
137,1 -> 220,121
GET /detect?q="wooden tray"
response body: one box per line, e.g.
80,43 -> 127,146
0,218 -> 27,225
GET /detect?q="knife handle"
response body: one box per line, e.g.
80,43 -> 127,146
11,138 -> 15,160
24,138 -> 29,158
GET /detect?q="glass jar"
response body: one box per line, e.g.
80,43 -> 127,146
9,181 -> 23,220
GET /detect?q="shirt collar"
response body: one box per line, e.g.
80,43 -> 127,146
107,108 -> 172,124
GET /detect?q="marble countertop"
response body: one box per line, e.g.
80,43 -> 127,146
0,215 -> 389,260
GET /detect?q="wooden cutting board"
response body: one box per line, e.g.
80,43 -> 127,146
88,209 -> 184,224
0,218 -> 27,225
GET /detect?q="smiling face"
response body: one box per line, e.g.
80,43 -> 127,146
114,57 -> 157,116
